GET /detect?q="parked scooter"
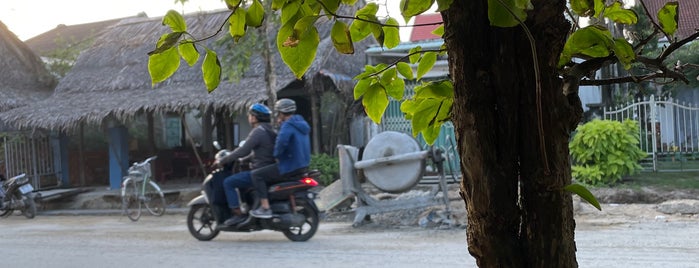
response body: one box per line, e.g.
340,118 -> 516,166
0,173 -> 37,219
186,142 -> 321,242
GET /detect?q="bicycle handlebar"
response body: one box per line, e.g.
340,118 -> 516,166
131,156 -> 157,168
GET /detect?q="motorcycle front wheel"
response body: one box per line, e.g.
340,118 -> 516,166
187,204 -> 220,241
283,200 -> 319,242
0,196 -> 14,218
21,195 -> 36,219
0,206 -> 12,217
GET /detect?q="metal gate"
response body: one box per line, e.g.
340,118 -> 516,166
603,95 -> 699,171
3,132 -> 60,189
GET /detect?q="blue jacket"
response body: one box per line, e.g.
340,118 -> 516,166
274,114 -> 311,175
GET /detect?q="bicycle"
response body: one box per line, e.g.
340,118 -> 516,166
120,156 -> 166,221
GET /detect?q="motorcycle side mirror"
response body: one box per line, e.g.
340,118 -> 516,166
213,141 -> 221,150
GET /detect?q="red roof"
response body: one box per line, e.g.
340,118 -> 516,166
409,13 -> 443,42
641,0 -> 699,40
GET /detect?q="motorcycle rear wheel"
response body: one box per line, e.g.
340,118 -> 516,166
187,204 -> 220,241
22,196 -> 36,219
283,200 -> 319,242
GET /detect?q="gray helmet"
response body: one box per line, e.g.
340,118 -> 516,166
275,98 -> 296,114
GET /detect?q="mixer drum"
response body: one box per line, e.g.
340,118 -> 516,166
360,131 -> 425,193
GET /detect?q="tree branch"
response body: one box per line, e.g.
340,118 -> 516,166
579,71 -> 685,86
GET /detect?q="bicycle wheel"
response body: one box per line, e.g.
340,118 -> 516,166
143,180 -> 166,216
121,179 -> 141,221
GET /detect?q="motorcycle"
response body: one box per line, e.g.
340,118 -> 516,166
0,173 -> 37,219
186,142 -> 321,242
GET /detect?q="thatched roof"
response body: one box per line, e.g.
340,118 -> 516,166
0,8 -> 370,132
24,17 -> 126,56
0,21 -> 55,112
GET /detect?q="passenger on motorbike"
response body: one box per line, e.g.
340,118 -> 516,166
250,98 -> 311,219
215,103 -> 277,226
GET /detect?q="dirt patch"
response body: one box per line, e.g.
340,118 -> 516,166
591,187 -> 699,204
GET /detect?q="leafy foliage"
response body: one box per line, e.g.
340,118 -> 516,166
146,0 -> 686,147
569,119 -> 647,186
309,153 -> 340,186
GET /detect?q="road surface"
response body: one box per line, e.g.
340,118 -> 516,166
1,212 -> 699,267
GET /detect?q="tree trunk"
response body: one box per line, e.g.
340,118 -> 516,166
443,1 -> 582,266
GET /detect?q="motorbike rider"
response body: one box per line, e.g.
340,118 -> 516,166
249,98 -> 311,218
214,103 -> 277,226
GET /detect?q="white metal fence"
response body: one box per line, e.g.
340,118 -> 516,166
3,132 -> 60,189
603,95 -> 699,171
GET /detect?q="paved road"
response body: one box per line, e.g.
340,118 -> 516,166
1,214 -> 699,267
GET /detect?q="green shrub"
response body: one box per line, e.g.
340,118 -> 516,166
569,119 -> 646,186
310,153 -> 340,186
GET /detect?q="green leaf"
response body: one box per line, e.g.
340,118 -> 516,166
603,1 -> 638,24
147,32 -> 183,55
293,16 -> 319,39
362,83 -> 389,123
271,0 -> 285,10
281,0 -> 301,25
148,46 -> 180,86
593,0 -> 605,18
380,68 -> 404,100
229,8 -> 247,42
354,77 -> 373,100
422,124 -> 442,145
570,0 -> 595,16
409,46 -> 422,64
277,21 -> 320,79
341,0 -> 358,5
488,0 -> 529,27
415,80 -> 454,99
409,98 -> 440,137
322,0 -> 341,14
401,80 -> 454,141
202,49 -> 221,92
349,19 -> 371,43
558,25 -> 614,68
436,0 -> 454,12
400,0 -> 435,22
658,2 -> 679,37
225,0 -> 242,9
331,21 -> 354,54
178,41 -> 199,66
417,51 -> 437,79
383,17 -> 400,49
564,184 -> 601,211
245,0 -> 265,27
350,4 -> 380,43
396,62 -> 414,80
162,10 -> 187,32
613,38 -> 635,70
431,25 -> 444,37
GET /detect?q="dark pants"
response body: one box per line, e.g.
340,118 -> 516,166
251,164 -> 307,199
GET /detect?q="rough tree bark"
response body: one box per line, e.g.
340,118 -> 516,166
444,1 -> 582,266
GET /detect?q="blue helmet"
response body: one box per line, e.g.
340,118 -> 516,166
249,103 -> 271,122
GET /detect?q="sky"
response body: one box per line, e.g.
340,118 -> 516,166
1,0 -> 407,41
1,0 -> 225,40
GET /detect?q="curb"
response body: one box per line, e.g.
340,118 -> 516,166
37,208 -> 190,216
